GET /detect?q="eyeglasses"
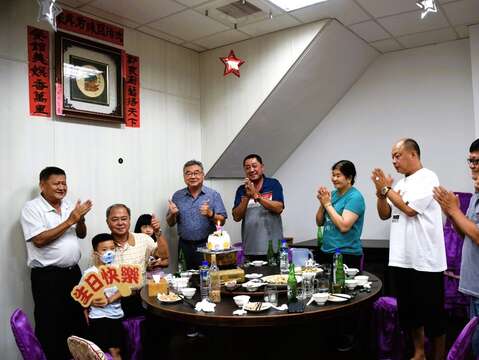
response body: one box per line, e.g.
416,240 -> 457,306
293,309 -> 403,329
467,158 -> 479,166
184,171 -> 203,177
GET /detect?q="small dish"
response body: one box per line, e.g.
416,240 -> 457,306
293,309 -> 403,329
345,268 -> 359,277
243,302 -> 272,312
250,260 -> 267,267
242,282 -> 264,292
245,273 -> 263,279
157,293 -> 181,303
225,280 -> 238,290
312,292 -> 329,305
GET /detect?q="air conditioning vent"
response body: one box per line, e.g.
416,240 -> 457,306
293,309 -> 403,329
216,1 -> 263,19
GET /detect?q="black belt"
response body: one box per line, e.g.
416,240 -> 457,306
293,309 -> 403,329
32,264 -> 79,272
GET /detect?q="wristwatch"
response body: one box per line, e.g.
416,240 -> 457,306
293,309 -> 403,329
380,186 -> 391,196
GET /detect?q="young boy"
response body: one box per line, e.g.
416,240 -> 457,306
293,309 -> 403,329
86,233 -> 124,360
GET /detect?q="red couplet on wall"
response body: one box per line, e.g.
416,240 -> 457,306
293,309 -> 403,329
28,26 -> 51,117
57,9 -> 124,46
124,54 -> 140,128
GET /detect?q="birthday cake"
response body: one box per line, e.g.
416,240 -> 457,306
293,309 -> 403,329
207,230 -> 231,251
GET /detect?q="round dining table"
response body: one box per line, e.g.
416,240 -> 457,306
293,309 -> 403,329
141,268 -> 382,328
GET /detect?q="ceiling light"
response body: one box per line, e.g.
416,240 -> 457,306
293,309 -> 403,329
416,0 -> 437,19
267,0 -> 328,12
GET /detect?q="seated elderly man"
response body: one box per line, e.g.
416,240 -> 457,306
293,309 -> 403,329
105,203 -> 168,317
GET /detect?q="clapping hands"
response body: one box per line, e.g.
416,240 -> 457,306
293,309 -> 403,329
317,186 -> 331,207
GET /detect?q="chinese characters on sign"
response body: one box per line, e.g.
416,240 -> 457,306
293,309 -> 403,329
124,54 -> 140,128
71,264 -> 142,307
28,26 -> 51,117
57,9 -> 123,46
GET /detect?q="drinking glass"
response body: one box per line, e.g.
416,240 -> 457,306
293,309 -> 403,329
317,273 -> 330,293
264,285 -> 278,306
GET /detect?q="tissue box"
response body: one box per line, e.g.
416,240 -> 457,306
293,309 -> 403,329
147,279 -> 168,297
218,268 -> 245,284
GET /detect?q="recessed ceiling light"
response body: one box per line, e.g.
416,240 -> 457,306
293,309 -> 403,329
268,0 -> 329,12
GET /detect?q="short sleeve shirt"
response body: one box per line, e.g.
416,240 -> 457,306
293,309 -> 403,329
322,187 -> 365,256
459,192 -> 479,297
171,186 -> 227,241
20,195 -> 81,268
112,232 -> 156,287
388,168 -> 446,272
234,177 -> 284,255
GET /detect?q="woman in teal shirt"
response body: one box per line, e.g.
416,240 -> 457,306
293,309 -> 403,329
315,160 -> 365,268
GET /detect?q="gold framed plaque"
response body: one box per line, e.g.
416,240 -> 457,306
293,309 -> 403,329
55,31 -> 123,123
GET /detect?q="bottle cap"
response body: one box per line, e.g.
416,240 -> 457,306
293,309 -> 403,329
201,260 -> 208,266
335,248 -> 341,254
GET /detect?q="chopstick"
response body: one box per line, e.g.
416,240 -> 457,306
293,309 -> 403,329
330,294 -> 351,300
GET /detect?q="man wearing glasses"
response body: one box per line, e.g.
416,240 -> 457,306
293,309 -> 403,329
167,160 -> 227,269
433,138 -> 479,357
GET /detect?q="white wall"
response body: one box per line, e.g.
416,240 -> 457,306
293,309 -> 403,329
0,0 -> 200,358
199,21 -> 325,171
275,39 -> 474,243
470,24 -> 479,135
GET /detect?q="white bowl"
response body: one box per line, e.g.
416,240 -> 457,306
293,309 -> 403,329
312,292 -> 329,305
354,275 -> 369,286
251,260 -> 265,267
345,268 -> 359,277
180,287 -> 196,299
345,279 -> 358,290
243,282 -> 262,292
233,295 -> 250,307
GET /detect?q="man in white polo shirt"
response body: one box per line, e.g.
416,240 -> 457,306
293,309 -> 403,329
372,139 -> 447,360
21,166 -> 92,360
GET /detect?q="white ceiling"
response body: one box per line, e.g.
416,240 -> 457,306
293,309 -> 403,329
58,0 -> 479,53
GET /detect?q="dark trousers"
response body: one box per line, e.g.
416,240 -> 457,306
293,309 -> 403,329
31,265 -> 87,360
179,239 -> 206,270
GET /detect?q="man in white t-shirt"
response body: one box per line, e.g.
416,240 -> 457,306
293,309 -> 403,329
21,166 -> 92,360
372,139 -> 447,360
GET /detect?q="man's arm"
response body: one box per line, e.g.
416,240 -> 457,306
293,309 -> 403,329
232,196 -> 249,222
255,196 -> 284,214
30,199 -> 92,247
433,186 -> 477,244
386,190 -> 418,217
75,218 -> 87,239
166,199 -> 179,227
376,195 -> 392,220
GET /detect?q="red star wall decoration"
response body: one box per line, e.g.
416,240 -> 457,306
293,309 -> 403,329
220,50 -> 245,78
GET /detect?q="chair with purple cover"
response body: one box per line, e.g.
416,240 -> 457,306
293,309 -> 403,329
444,192 -> 472,319
372,296 -> 407,360
10,308 -> 47,360
122,315 -> 145,360
447,316 -> 479,360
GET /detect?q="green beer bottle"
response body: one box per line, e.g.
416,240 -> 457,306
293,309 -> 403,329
333,248 -> 345,293
267,239 -> 276,266
287,263 -> 298,303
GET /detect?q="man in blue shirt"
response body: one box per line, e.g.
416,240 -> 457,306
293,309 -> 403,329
233,154 -> 284,259
167,160 -> 227,269
433,138 -> 479,356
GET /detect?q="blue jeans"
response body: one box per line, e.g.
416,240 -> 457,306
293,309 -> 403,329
470,296 -> 479,356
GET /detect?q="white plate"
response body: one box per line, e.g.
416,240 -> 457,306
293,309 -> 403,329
327,294 -> 352,303
157,293 -> 182,303
243,302 -> 272,312
245,273 -> 263,279
250,261 -> 268,267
